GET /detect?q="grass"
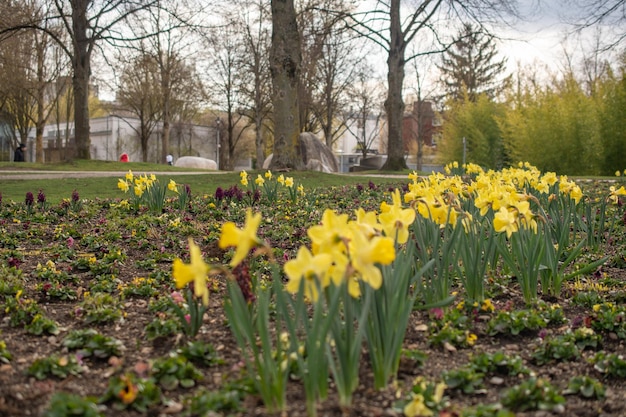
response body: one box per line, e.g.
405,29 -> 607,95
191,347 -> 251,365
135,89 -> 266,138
0,161 -> 408,204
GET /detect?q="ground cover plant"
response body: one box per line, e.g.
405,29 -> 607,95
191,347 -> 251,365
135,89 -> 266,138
0,163 -> 625,417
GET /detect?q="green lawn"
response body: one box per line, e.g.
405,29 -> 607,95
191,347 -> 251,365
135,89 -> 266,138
0,161 -> 409,204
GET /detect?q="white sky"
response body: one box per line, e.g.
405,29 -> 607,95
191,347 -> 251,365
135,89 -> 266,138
498,0 -> 619,74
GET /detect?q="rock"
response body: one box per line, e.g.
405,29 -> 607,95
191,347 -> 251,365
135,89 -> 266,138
263,132 -> 338,172
489,376 -> 504,385
443,341 -> 457,352
174,156 -> 218,170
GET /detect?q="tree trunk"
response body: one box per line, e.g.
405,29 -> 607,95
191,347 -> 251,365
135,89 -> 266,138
161,69 -> 171,164
255,113 -> 265,168
381,0 -> 407,171
269,0 -> 302,170
72,1 -> 92,160
35,42 -> 45,163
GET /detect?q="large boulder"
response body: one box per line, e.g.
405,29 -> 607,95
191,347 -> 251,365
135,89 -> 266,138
262,132 -> 338,172
174,156 -> 218,170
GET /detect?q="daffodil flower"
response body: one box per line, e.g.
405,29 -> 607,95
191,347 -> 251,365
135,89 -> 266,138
378,189 -> 415,244
348,226 -> 395,294
117,179 -> 130,192
493,207 -> 518,238
172,239 -> 210,305
168,179 -> 178,192
285,246 -> 333,301
218,208 -> 262,267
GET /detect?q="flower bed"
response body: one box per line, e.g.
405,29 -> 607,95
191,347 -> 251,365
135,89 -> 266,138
0,164 -> 625,417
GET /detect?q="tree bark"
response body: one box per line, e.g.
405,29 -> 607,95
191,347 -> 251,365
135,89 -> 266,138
71,1 -> 92,160
269,0 -> 302,170
381,0 -> 407,171
161,66 -> 171,164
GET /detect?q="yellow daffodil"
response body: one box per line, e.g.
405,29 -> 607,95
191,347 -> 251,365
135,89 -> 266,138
218,208 -> 262,267
125,170 -> 134,181
285,246 -> 333,301
285,177 -> 294,188
264,170 -> 272,179
307,209 -> 350,255
378,189 -> 415,244
297,184 -> 305,195
168,179 -> 178,192
493,207 -> 518,238
172,239 -> 210,305
117,179 -> 130,192
277,174 -> 285,185
348,225 -> 395,294
240,171 -> 248,186
255,174 -> 265,186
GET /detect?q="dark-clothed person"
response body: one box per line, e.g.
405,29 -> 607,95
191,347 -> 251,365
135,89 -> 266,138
14,144 -> 26,162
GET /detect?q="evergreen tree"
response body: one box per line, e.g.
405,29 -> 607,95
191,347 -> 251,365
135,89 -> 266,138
438,24 -> 510,102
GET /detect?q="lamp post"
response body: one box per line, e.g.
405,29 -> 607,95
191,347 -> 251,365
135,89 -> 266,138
215,117 -> 222,170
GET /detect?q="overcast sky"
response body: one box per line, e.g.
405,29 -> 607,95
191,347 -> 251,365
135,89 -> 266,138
499,0 -> 620,73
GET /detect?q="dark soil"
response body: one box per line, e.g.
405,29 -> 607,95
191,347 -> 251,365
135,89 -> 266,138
0,199 -> 625,417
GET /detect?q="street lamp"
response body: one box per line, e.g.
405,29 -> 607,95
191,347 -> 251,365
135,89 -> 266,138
215,117 -> 222,170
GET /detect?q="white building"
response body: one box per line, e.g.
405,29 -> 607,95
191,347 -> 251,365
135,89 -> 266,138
35,116 -> 219,164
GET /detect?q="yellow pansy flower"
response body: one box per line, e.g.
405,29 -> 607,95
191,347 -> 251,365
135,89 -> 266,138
404,394 -> 433,417
172,239 -> 210,305
218,208 -> 262,267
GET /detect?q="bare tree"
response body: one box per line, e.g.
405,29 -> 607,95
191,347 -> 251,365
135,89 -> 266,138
344,0 -> 517,171
0,1 -> 66,161
311,28 -> 365,148
563,0 -> 626,50
115,51 -> 162,162
125,2 -> 200,164
203,25 -> 250,170
342,68 -> 385,159
236,0 -> 273,167
407,52 -> 440,171
1,0 -> 163,159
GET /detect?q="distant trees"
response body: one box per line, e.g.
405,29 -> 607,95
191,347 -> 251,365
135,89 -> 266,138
344,0 -> 517,171
438,52 -> 626,176
438,23 -> 510,102
0,0 -> 66,162
116,53 -> 162,163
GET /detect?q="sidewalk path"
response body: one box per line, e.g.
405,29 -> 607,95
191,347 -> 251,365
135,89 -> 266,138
0,170 -> 228,180
0,170 -> 408,180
